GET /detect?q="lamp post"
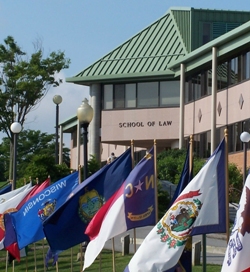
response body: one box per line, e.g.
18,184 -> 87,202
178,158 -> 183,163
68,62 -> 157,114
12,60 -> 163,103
53,95 -> 62,164
10,122 -> 22,190
240,131 -> 250,185
77,98 -> 93,180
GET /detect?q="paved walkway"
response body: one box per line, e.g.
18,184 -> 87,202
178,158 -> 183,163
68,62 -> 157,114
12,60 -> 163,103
104,226 -> 228,266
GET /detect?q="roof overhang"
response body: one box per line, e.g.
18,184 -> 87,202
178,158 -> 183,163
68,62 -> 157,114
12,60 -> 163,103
66,69 -> 175,86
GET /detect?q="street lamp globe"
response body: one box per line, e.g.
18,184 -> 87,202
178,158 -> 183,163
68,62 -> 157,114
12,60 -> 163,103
53,95 -> 62,105
240,131 -> 250,143
77,98 -> 93,124
10,122 -> 22,134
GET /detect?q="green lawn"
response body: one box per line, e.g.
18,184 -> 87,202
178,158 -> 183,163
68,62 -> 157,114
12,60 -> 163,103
0,240 -> 222,272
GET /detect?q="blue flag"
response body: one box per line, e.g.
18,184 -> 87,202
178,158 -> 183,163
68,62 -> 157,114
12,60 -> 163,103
6,171 -> 79,250
169,144 -> 192,207
0,183 -> 12,195
43,148 -> 132,251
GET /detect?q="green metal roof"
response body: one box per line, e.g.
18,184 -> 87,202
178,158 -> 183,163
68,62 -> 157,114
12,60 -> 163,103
169,20 -> 250,76
66,7 -> 250,86
67,8 -> 189,85
59,115 -> 77,133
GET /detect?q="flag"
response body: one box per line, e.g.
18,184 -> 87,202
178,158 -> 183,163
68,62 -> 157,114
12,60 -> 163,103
4,178 -> 51,261
124,138 -> 226,272
83,147 -> 155,270
0,183 -> 32,205
0,182 -> 33,250
169,144 -> 192,208
221,173 -> 250,271
16,178 -> 51,210
45,248 -> 59,269
43,148 -> 132,251
4,171 -> 79,251
0,183 -> 12,195
166,144 -> 193,272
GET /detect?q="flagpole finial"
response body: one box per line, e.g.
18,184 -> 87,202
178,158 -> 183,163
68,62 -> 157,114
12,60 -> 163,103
189,134 -> 193,143
224,128 -> 228,137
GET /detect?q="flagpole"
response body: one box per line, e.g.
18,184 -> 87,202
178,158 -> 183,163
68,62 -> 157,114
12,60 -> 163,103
154,139 -> 158,223
112,238 -> 116,272
42,239 -> 46,272
131,140 -> 137,253
78,166 -> 84,272
189,135 -> 193,173
34,243 -> 37,272
5,249 -> 8,272
224,129 -> 230,242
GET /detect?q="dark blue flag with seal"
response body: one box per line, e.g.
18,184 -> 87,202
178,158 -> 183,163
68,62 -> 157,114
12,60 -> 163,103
43,148 -> 132,251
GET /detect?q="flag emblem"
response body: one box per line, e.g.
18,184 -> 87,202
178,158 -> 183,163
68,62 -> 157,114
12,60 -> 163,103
157,197 -> 202,248
78,189 -> 104,224
38,199 -> 56,222
0,208 -> 17,231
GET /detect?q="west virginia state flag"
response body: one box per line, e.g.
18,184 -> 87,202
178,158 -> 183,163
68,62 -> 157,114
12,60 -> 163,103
124,138 -> 226,272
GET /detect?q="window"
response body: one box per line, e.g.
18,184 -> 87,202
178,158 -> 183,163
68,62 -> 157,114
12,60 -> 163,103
114,84 -> 125,108
243,52 -> 250,80
202,23 -> 211,45
160,81 -> 179,106
217,63 -> 228,91
103,85 -> 113,109
137,82 -> 158,108
125,84 -> 136,108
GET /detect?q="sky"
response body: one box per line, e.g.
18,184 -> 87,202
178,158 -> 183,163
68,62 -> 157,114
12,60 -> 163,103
0,0 -> 250,147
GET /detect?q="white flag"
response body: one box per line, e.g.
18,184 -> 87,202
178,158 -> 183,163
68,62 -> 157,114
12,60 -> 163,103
0,183 -> 33,249
221,174 -> 250,272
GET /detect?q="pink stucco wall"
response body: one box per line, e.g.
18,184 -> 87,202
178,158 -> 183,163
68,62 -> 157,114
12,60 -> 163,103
184,80 -> 250,135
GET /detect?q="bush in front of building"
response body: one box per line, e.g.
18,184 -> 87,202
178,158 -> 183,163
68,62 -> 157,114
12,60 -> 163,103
157,149 -> 243,204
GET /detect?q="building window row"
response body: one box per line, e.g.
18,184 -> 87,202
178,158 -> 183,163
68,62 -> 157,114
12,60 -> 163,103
103,81 -> 180,110
188,119 -> 250,159
185,50 -> 250,103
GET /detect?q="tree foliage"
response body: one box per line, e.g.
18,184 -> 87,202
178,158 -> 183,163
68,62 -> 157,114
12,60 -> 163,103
157,148 -> 243,206
0,129 -> 71,183
0,36 -> 70,141
157,148 -> 205,184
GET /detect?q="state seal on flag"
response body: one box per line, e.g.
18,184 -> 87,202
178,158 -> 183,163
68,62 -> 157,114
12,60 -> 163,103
78,189 -> 104,224
156,198 -> 202,248
38,199 -> 56,222
0,208 -> 17,231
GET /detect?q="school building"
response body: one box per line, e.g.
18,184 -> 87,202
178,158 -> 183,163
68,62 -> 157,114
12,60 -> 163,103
59,7 -> 250,170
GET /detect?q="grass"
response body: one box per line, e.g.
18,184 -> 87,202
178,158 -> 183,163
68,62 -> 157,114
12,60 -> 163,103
0,240 -> 222,272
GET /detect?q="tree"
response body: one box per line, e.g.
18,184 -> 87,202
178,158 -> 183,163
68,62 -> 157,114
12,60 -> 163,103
0,36 -> 70,179
157,148 -> 243,206
0,129 -> 71,183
